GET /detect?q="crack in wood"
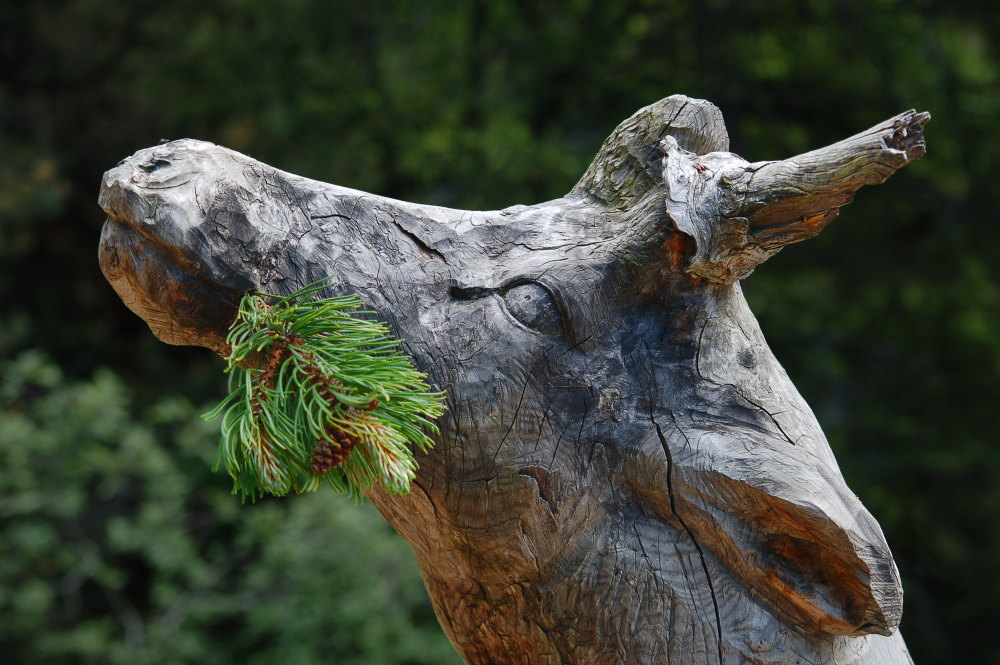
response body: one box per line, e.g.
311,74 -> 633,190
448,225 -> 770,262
656,419 -> 725,665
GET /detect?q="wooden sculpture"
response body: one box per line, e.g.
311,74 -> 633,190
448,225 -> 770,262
99,95 -> 927,665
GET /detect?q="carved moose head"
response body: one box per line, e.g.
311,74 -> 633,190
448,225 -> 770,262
98,96 -> 926,665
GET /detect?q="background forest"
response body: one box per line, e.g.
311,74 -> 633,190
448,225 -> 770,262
1,1 -> 997,664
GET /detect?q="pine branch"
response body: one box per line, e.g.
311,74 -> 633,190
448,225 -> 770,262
203,278 -> 446,502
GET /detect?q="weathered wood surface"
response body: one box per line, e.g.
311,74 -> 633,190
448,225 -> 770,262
98,95 -> 926,665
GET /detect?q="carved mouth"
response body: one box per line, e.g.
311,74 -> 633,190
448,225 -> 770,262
98,146 -> 251,355
98,215 -> 241,355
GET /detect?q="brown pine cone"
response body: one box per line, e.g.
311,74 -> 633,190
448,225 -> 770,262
310,440 -> 337,474
309,426 -> 359,474
260,341 -> 288,389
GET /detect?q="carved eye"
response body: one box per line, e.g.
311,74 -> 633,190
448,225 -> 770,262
501,282 -> 564,336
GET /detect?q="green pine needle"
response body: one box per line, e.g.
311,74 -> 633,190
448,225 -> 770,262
203,278 -> 446,502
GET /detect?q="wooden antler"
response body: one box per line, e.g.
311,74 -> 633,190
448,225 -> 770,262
661,110 -> 929,283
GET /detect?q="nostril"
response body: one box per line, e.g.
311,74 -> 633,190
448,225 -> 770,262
139,159 -> 171,174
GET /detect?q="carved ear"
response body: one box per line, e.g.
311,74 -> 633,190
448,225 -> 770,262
570,95 -> 729,210
628,420 -> 903,638
677,443 -> 902,638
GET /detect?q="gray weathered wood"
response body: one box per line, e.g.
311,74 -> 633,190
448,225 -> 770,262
98,95 -> 926,665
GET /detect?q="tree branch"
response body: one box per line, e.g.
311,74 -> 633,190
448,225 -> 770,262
739,109 -> 929,229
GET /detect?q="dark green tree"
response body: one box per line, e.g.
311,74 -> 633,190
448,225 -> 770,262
1,1 -> 997,662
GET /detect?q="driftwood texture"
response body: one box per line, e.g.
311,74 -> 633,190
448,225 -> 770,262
98,95 -> 927,665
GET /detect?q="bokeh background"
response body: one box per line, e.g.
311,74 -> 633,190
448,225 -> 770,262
2,1 -> 997,664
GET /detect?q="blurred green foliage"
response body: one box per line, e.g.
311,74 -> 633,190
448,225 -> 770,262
1,0 -> 997,663
0,349 -> 459,665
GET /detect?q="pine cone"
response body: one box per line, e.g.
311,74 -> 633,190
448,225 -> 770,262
310,425 -> 358,474
261,341 -> 289,389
